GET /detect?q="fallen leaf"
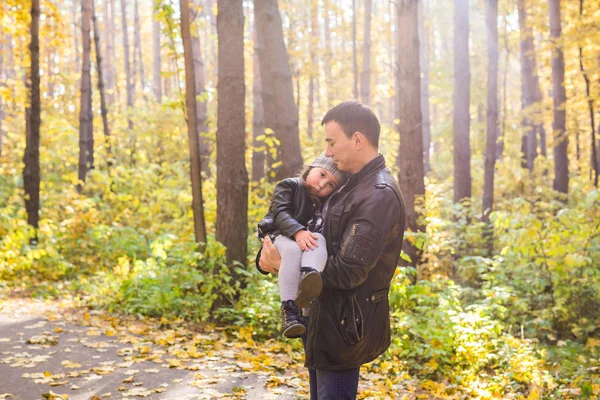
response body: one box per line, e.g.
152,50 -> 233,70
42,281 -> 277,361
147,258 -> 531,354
121,388 -> 152,397
41,391 -> 68,400
61,360 -> 82,369
49,380 -> 69,387
122,375 -> 135,383
28,335 -> 58,345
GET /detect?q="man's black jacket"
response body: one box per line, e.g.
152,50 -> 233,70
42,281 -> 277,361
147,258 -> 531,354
305,154 -> 406,370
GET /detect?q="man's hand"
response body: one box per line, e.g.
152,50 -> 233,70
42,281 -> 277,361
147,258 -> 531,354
293,230 -> 319,251
259,236 -> 282,275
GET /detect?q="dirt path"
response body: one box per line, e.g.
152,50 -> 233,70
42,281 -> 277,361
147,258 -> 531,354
0,297 -> 301,400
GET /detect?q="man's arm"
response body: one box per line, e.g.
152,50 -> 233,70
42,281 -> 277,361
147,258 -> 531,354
322,187 -> 403,290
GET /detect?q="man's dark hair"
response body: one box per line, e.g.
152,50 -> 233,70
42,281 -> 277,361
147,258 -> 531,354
321,101 -> 380,148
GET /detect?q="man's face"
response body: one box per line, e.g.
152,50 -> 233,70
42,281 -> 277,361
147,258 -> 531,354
324,121 -> 357,173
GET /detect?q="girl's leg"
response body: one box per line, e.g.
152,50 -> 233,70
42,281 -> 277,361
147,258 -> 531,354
300,233 -> 327,272
273,236 -> 303,302
274,236 -> 305,338
296,233 -> 327,308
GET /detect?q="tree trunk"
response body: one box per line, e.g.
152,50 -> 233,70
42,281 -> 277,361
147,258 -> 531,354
180,0 -> 207,250
120,0 -> 134,130
255,0 -> 303,180
396,0 -> 425,271
578,0 -> 598,186
134,0 -> 146,100
361,0 -> 372,105
323,0 -> 333,108
24,0 -> 41,237
104,0 -> 116,105
418,0 -> 431,174
307,0 -> 318,138
153,0 -> 162,103
352,0 -> 358,100
498,15 -> 509,159
73,0 -> 80,74
549,0 -> 568,194
191,4 -> 210,177
216,0 -> 248,270
78,0 -> 94,193
482,0 -> 498,234
453,0 -> 471,203
517,0 -> 545,172
252,31 -> 265,182
92,0 -> 111,168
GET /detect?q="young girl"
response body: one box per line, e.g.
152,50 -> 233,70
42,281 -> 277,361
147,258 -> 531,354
256,153 -> 348,338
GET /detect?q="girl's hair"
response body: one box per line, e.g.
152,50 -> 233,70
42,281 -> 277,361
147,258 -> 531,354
299,165 -> 313,183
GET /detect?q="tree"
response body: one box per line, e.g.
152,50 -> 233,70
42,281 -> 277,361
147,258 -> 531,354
216,0 -> 248,267
92,0 -> 111,168
549,0 -> 568,194
482,0 -> 498,235
323,0 -> 333,108
352,0 -> 358,100
252,30 -> 265,182
78,0 -> 94,193
453,0 -> 471,203
307,0 -> 318,138
255,0 -> 303,179
120,0 -> 133,130
577,0 -> 598,186
153,0 -> 162,103
104,0 -> 116,106
396,0 -> 425,271
517,0 -> 546,171
180,0 -> 207,249
418,0 -> 432,174
24,0 -> 41,238
72,0 -> 80,75
191,2 -> 210,177
361,0 -> 372,105
133,0 -> 146,101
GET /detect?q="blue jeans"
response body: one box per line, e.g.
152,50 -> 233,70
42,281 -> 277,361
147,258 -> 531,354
302,334 -> 360,399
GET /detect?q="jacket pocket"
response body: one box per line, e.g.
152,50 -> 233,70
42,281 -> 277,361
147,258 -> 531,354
342,224 -> 381,266
339,295 -> 364,347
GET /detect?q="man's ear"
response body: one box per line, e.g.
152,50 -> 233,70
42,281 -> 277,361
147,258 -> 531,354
354,132 -> 365,149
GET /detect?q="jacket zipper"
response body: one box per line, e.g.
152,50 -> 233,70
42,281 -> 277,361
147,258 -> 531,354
341,223 -> 358,254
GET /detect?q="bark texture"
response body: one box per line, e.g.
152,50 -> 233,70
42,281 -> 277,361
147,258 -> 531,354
549,0 -> 568,194
216,0 -> 249,267
396,0 -> 425,270
453,0 -> 472,203
255,0 -> 303,179
180,0 -> 207,248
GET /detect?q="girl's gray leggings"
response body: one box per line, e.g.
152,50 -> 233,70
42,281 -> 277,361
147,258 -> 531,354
273,233 -> 327,302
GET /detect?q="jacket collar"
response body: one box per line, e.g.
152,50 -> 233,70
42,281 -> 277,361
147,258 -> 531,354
345,154 -> 386,188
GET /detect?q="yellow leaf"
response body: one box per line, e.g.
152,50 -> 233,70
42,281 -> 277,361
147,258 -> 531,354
425,359 -> 438,371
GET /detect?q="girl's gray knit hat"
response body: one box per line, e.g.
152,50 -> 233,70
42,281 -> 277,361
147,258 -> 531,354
310,152 -> 350,185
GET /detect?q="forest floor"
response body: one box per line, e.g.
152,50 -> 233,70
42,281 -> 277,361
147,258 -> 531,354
0,295 -> 421,400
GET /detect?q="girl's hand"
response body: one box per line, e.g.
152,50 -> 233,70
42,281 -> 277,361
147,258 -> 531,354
294,230 -> 319,251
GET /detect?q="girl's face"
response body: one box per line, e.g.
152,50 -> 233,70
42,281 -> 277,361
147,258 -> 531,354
305,167 -> 339,198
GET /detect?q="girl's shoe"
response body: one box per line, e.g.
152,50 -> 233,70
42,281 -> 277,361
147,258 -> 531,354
281,300 -> 306,338
295,267 -> 323,308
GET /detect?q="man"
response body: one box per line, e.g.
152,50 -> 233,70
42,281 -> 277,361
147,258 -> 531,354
260,101 -> 406,399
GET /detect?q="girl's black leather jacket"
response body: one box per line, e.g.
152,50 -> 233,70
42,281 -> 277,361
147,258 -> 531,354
257,177 -> 317,240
